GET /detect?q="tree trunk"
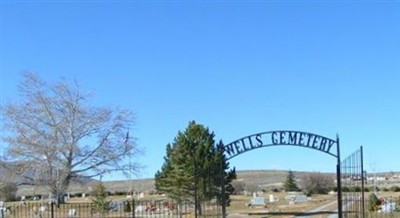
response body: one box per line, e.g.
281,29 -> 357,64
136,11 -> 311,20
197,201 -> 202,216
51,173 -> 71,205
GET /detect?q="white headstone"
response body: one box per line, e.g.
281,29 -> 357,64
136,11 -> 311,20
269,194 -> 274,202
139,192 -> 144,199
381,202 -> 396,213
39,206 -> 47,212
135,205 -> 144,212
68,208 -> 76,217
0,201 -> 4,207
82,193 -> 86,198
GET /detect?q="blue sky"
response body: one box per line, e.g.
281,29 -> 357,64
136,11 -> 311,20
1,1 -> 399,180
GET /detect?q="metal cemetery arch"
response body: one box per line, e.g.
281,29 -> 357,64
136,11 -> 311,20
220,130 -> 343,218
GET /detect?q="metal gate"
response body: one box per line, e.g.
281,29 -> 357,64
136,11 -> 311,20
341,146 -> 365,218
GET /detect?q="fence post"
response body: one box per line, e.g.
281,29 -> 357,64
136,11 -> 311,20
360,146 -> 365,218
51,201 -> 54,218
132,199 -> 135,218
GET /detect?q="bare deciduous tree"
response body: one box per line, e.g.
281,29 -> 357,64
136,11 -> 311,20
300,172 -> 334,195
1,72 -> 139,203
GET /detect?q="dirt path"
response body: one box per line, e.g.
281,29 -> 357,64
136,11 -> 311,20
295,200 -> 337,218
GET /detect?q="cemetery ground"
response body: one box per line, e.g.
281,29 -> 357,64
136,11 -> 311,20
2,191 -> 339,218
4,191 -> 400,218
3,170 -> 400,217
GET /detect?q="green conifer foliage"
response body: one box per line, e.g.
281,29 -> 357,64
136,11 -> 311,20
91,182 -> 110,215
284,170 -> 300,192
155,121 -> 236,215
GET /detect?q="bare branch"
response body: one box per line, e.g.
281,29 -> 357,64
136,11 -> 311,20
1,73 -> 140,203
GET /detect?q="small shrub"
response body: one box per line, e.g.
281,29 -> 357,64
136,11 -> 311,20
368,193 -> 382,212
70,193 -> 82,198
124,201 -> 132,212
114,191 -> 127,196
272,188 -> 280,193
394,197 -> 400,212
341,187 -> 350,192
390,186 -> 400,192
350,186 -> 361,192
303,190 -> 313,197
0,183 -> 18,201
369,186 -> 380,192
382,187 -> 389,192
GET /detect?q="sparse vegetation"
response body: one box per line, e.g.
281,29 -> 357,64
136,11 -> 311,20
390,185 -> 400,192
350,186 -> 362,192
395,196 -> 400,212
123,201 -> 132,213
382,187 -> 389,192
0,182 -> 18,201
368,193 -> 382,211
245,183 -> 259,194
231,180 -> 245,194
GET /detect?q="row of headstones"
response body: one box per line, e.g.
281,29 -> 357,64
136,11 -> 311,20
249,193 -> 309,207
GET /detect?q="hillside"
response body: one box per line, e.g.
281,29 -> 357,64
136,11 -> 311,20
14,170 -> 399,197
15,170 -> 329,196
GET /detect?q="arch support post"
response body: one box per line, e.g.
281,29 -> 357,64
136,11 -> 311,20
336,135 -> 343,218
220,147 -> 226,218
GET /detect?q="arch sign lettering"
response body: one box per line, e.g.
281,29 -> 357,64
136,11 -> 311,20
220,130 -> 343,218
223,130 -> 339,160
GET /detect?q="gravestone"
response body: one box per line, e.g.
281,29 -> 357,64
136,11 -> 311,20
135,205 -> 145,212
381,202 -> 396,213
269,194 -> 274,203
139,192 -> 145,199
249,197 -> 265,208
109,201 -> 124,211
0,201 -> 4,218
39,206 -> 47,212
68,208 -> 76,217
295,194 -> 308,203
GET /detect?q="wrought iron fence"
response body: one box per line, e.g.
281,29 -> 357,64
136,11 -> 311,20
0,199 -> 221,218
341,146 -> 365,218
343,196 -> 400,218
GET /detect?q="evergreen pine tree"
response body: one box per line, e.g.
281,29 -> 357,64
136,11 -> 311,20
284,170 -> 299,192
91,182 -> 110,215
155,121 -> 236,215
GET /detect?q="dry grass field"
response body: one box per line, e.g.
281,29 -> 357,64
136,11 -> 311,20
7,170 -> 400,218
4,191 -> 400,218
227,192 -> 337,218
